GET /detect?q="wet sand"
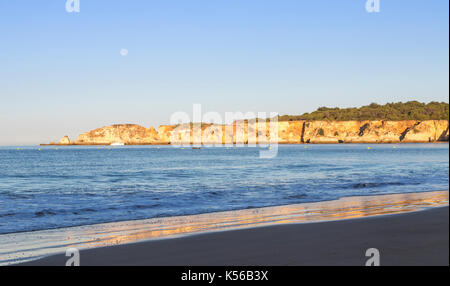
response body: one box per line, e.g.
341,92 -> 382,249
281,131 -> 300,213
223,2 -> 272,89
19,205 -> 449,266
2,190 -> 448,265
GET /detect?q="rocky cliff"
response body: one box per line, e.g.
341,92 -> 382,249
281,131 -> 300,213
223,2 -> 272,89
58,136 -> 71,145
76,124 -> 159,145
300,120 -> 449,143
51,120 -> 449,145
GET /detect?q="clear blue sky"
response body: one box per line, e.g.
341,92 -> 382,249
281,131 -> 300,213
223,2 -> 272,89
0,0 -> 448,145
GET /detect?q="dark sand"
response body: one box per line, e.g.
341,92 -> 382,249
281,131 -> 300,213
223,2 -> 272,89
20,206 -> 449,266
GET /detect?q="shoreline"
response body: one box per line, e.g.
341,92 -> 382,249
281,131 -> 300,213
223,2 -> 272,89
0,189 -> 448,237
1,190 -> 448,266
18,206 -> 450,266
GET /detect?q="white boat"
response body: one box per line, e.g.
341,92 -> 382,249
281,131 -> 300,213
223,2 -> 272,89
111,142 -> 125,146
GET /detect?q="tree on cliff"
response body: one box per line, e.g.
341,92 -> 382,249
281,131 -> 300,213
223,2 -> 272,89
278,101 -> 449,121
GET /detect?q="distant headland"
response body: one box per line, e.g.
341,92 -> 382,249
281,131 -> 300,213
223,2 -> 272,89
43,101 -> 449,146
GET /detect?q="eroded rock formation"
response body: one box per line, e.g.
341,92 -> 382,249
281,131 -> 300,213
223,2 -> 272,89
50,120 -> 449,145
76,124 -> 159,145
58,136 -> 71,145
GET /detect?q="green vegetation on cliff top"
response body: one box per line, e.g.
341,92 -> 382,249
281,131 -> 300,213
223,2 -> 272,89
279,101 -> 449,121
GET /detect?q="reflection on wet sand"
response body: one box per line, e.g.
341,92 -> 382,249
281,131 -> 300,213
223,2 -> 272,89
0,190 -> 448,265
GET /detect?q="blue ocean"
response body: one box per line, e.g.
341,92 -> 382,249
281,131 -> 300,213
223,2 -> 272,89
0,144 -> 448,234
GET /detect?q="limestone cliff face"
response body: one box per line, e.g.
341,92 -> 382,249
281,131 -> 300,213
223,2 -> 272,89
277,121 -> 303,143
58,136 -> 71,145
303,120 -> 449,143
76,124 -> 159,145
70,120 -> 448,145
402,120 -> 449,143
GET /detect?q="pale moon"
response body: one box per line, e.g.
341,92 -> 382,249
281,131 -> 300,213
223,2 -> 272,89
120,49 -> 128,56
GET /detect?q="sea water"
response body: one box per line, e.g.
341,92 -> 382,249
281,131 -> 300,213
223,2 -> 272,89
0,144 -> 448,234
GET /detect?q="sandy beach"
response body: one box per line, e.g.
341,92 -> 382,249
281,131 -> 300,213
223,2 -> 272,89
18,204 -> 449,266
2,0 -> 448,272
1,190 -> 447,265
